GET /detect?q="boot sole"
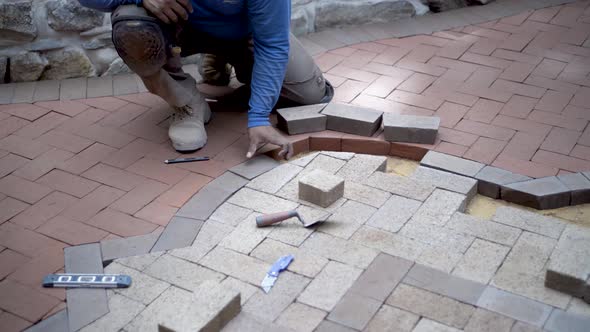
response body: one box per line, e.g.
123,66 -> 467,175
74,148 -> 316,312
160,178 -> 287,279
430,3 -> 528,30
173,140 -> 208,154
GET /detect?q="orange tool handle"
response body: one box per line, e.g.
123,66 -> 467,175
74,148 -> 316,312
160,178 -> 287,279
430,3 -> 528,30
256,210 -> 298,227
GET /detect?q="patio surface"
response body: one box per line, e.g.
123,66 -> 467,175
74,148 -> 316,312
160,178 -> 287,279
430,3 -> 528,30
0,0 -> 589,330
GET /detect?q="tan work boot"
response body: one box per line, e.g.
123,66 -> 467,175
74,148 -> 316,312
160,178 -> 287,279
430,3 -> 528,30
169,94 -> 212,152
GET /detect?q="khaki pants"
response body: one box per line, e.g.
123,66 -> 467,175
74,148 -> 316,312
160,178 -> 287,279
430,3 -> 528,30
111,5 -> 332,109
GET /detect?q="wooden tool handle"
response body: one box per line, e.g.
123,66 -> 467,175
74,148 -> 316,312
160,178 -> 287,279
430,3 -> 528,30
256,210 -> 298,227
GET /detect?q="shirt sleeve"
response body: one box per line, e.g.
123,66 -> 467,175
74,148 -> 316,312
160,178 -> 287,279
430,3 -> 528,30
246,0 -> 291,128
78,0 -> 142,12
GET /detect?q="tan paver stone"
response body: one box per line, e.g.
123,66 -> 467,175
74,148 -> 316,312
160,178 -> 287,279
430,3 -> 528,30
300,231 -> 378,269
386,284 -> 475,329
115,252 -> 163,272
492,206 -> 566,239
410,166 -> 478,199
275,302 -> 327,332
228,187 -> 299,214
298,261 -> 362,311
251,238 -> 328,278
144,254 -> 224,291
80,293 -> 145,332
351,225 -> 427,261
169,220 -> 234,264
304,153 -> 348,174
364,171 -> 435,201
221,312 -> 293,332
299,169 -> 345,208
501,232 -> 556,276
343,181 -> 390,208
243,271 -> 310,322
400,221 -> 474,253
477,286 -> 552,327
209,202 -> 252,227
463,308 -> 514,332
220,277 -> 258,305
335,154 -> 387,183
200,247 -> 267,285
511,321 -> 544,332
410,189 -> 468,226
246,163 -> 303,194
104,262 -> 169,305
219,213 -> 271,254
415,245 -> 464,273
290,152 -> 320,167
318,200 -> 377,239
364,305 -> 419,332
446,212 -> 521,246
452,239 -> 510,284
327,292 -> 382,330
367,195 -> 422,233
412,318 -> 461,332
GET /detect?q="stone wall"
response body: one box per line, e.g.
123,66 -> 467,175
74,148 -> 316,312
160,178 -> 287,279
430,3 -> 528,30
0,0 -> 485,83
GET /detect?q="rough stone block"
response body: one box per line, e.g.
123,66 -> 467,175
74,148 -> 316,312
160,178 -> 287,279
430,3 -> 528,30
364,171 -> 435,201
544,309 -> 590,332
463,308 -> 515,332
421,151 -> 485,177
386,284 -> 475,329
492,206 -> 566,239
557,173 -> 590,205
300,231 -> 378,269
321,103 -> 382,137
297,261 -> 363,311
151,217 -> 203,253
404,260 -> 484,306
545,224 -> 590,299
452,239 -> 510,284
101,231 -> 160,264
228,187 -> 298,214
348,253 -> 413,302
246,163 -> 302,194
157,281 -> 240,332
335,154 -> 387,183
277,104 -> 328,135
475,166 -> 531,199
501,176 -> 571,210
476,287 -> 552,327
229,155 -> 280,180
364,305 -> 419,332
446,212 -> 521,246
343,181 -> 391,208
299,169 -> 344,208
327,293 -> 382,330
367,195 -> 422,232
144,254 -> 224,292
383,114 -> 440,144
410,189 -> 468,226
411,166 -> 478,199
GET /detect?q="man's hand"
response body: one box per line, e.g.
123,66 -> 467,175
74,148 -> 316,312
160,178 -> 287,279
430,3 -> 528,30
142,0 -> 193,24
247,126 -> 293,160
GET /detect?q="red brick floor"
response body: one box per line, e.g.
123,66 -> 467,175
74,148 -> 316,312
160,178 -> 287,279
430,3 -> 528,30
1,2 -> 590,329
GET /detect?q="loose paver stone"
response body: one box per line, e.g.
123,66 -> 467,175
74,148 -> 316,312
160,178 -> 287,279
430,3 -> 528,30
557,173 -> 590,205
475,166 -> 531,199
299,169 -> 344,208
277,104 -> 328,135
501,177 -> 571,210
229,155 -> 280,180
411,166 -> 478,199
421,151 -> 485,177
321,103 -> 383,137
383,114 -> 440,144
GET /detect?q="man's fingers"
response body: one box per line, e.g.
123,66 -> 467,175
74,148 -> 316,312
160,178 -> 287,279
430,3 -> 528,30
170,1 -> 189,20
176,0 -> 193,13
246,141 -> 258,159
154,11 -> 170,24
163,7 -> 179,22
277,142 -> 293,160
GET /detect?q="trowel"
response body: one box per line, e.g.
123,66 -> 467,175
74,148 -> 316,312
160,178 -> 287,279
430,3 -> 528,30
255,209 -> 328,228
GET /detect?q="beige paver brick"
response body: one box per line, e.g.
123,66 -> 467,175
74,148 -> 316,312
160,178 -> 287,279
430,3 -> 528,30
350,225 -> 427,261
80,293 -> 145,332
400,221 -> 474,253
246,163 -> 302,194
343,181 -> 390,208
251,238 -> 328,278
364,171 -> 435,201
500,232 -> 556,276
104,262 -> 169,305
492,206 -> 566,239
446,212 -> 521,246
298,261 -> 362,311
299,169 -> 345,208
144,254 -> 224,291
200,247 -> 268,285
318,200 -> 376,239
463,308 -> 514,332
452,239 -> 510,284
410,189 -> 467,227
300,231 -> 378,269
209,202 -> 252,227
415,245 -> 464,273
219,213 -> 271,254
275,302 -> 327,332
335,154 -> 387,182
364,305 -> 419,332
228,187 -> 299,214
116,252 -> 163,272
367,195 -> 422,233
413,318 -> 461,332
387,284 -> 475,329
169,220 -> 234,264
220,277 -> 258,305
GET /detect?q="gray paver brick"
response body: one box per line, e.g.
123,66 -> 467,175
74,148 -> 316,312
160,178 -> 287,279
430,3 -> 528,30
452,239 -> 510,284
60,77 -> 87,100
501,176 -> 571,210
348,253 -> 413,302
24,310 -> 68,332
477,286 -> 553,327
351,225 -> 428,261
335,154 -> 387,183
33,79 -> 59,102
583,171 -> 590,181
125,286 -> 192,332
343,181 -> 391,208
86,76 -> 113,98
246,163 -> 302,194
410,189 -> 468,226
492,206 -> 566,239
275,302 -> 326,332
544,309 -> 590,332
546,224 -> 590,298
104,262 -> 169,305
299,169 -> 344,208
410,166 -> 478,199
80,293 -> 145,332
301,231 -> 378,269
277,104 -> 328,135
298,261 -> 363,311
318,200 -> 377,239
228,187 -> 299,214
364,305 -> 419,332
243,271 -> 310,322
412,318 -> 461,332
404,263 -> 486,306
421,151 -> 485,177
251,238 -> 328,278
209,202 -> 252,226
367,195 -> 422,232
101,232 -> 160,263
267,205 -> 325,247
327,293 -> 382,330
463,308 -> 514,332
364,171 -> 435,201
220,277 -> 258,306
151,217 -> 204,252
219,213 -> 271,254
144,254 -> 224,291
169,220 -> 234,264
383,113 -> 440,144
321,103 -> 383,137
446,212 -> 521,246
475,166 -> 531,199
200,247 -> 268,285
557,173 -> 590,205
229,155 -> 280,180
386,284 -> 475,329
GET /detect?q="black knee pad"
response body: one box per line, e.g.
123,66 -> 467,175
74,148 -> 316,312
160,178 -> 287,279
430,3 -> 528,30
111,5 -> 167,77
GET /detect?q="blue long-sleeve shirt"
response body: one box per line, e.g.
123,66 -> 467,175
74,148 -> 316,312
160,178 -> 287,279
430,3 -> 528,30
79,0 -> 290,127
